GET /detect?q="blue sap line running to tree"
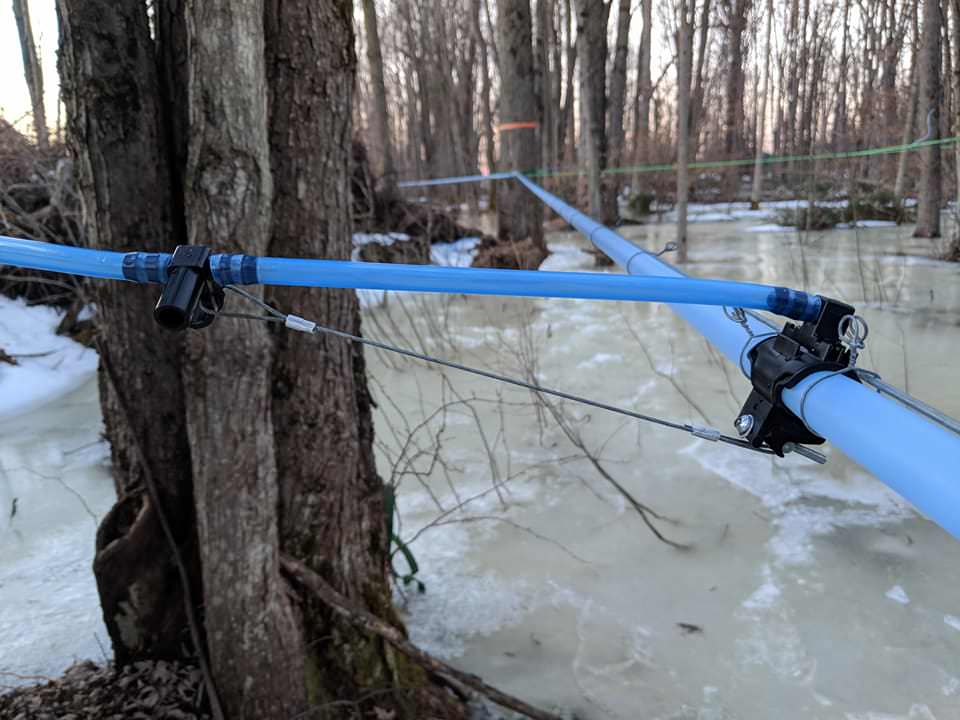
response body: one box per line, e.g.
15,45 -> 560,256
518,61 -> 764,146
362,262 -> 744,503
0,235 -> 821,321
3,171 -> 960,540
402,171 -> 960,541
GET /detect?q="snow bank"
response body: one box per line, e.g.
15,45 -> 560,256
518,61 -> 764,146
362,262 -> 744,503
0,297 -> 98,420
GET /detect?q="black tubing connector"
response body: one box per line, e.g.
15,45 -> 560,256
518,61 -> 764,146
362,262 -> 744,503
153,245 -> 223,331
736,296 -> 858,456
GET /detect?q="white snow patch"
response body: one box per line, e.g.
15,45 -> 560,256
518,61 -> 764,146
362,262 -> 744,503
0,297 -> 98,420
747,224 -> 797,233
430,237 -> 481,267
944,614 -> 960,632
884,585 -> 910,605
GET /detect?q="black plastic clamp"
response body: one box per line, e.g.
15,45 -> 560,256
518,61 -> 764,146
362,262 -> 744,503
153,245 -> 223,331
735,296 -> 858,456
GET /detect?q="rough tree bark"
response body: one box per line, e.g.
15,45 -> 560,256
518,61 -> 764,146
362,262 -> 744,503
59,0 -> 468,716
497,0 -> 547,262
265,0 -> 463,713
915,0 -> 942,238
179,3 -> 306,716
56,0 -> 200,666
13,0 -> 47,148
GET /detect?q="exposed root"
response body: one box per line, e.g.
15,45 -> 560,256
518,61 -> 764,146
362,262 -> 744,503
280,555 -> 565,720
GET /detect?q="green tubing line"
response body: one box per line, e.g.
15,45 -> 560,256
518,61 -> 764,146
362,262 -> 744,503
523,136 -> 960,180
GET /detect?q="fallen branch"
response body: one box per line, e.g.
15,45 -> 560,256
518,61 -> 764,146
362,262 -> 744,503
279,555 -> 563,720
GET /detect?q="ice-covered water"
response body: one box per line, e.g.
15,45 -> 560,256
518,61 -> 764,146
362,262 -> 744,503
2,221 -> 960,718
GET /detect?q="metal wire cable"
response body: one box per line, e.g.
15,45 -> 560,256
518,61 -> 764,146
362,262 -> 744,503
224,286 -> 773,456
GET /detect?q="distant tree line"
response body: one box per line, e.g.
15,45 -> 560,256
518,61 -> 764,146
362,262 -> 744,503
357,0 -> 959,253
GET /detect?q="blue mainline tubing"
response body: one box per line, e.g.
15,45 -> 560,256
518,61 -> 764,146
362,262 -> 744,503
0,235 -> 820,321
5,183 -> 960,539
506,173 -> 960,542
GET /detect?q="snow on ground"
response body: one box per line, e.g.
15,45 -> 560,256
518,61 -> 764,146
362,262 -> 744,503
0,297 -> 98,420
746,223 -> 797,233
430,237 -> 481,267
352,231 -> 411,248
627,198 -> 927,233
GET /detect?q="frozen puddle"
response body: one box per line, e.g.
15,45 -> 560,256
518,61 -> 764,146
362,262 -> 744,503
3,220 -> 960,719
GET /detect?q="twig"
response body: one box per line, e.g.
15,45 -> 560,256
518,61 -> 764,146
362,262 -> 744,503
0,671 -> 56,683
431,514 -> 592,564
280,555 -> 563,720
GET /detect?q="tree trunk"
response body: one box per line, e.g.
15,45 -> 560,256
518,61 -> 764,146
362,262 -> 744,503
265,1 -> 462,714
833,0 -> 850,147
535,0 -> 551,173
676,0 -> 694,262
550,0 -> 563,168
497,0 -> 546,258
688,0 -> 712,153
607,0 -> 631,172
180,3 -> 305,716
631,0 -> 653,191
751,0 -> 773,209
576,0 -> 614,223
363,0 -> 398,196
953,0 -> 960,221
723,0 -> 750,198
558,0 -> 578,163
60,0 -> 467,716
473,0 -> 498,208
13,0 -> 47,148
56,0 -> 201,667
915,0 -> 943,238
895,2 -> 921,201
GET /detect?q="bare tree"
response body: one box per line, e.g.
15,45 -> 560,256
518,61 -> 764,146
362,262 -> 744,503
497,0 -> 547,263
607,0 -> 632,172
363,0 -> 398,196
676,0 -> 694,262
915,0 -> 943,238
13,0 -> 47,148
895,0 -> 921,202
630,0 -> 653,191
576,0 -> 614,222
750,0 -> 773,208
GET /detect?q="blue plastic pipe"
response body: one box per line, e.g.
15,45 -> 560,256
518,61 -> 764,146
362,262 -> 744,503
0,235 -> 821,321
0,235 -> 135,281
397,171 -> 516,188
510,173 -> 960,541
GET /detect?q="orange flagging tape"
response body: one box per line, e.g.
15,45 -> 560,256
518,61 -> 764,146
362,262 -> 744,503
498,121 -> 539,132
